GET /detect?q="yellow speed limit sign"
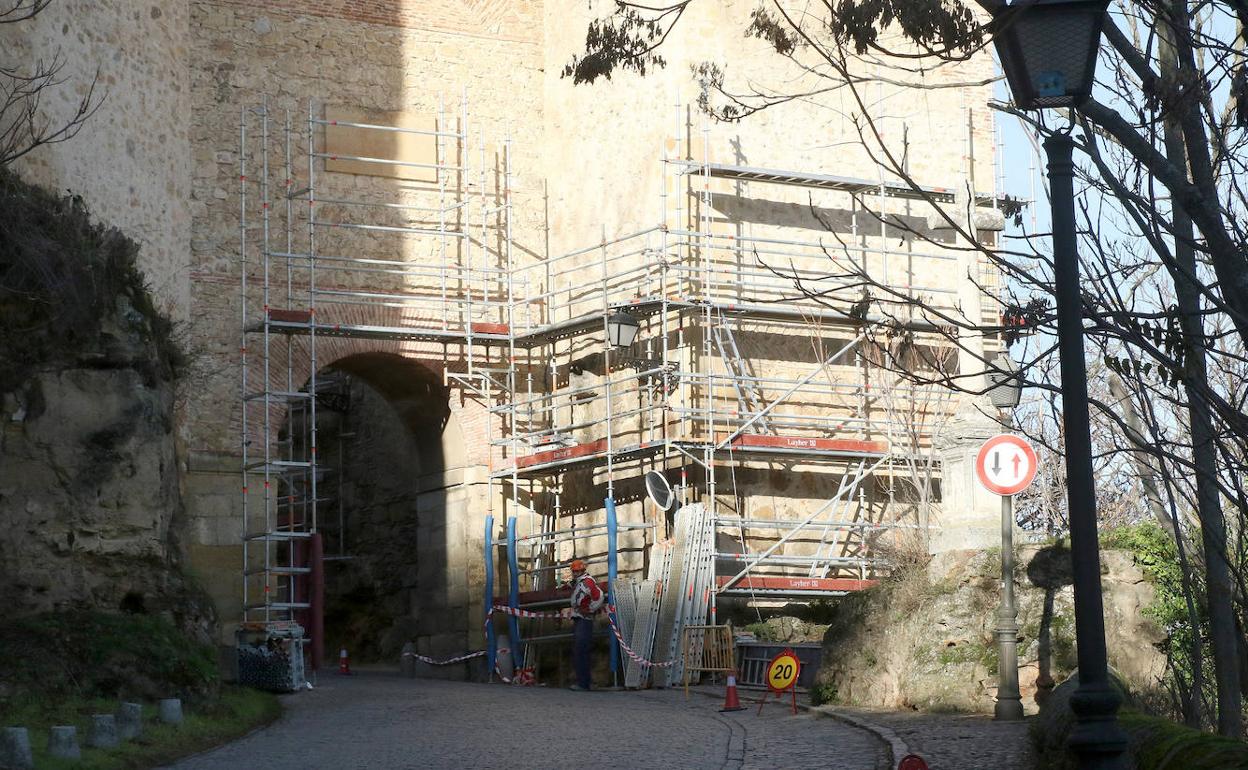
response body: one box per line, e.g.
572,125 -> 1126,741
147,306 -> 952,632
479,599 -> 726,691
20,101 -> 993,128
765,649 -> 800,692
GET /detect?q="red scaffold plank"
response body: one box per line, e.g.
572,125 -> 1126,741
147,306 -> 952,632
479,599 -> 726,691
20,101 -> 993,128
513,438 -> 608,469
716,576 -> 878,592
267,308 -> 312,324
729,434 -> 889,454
470,322 -> 510,335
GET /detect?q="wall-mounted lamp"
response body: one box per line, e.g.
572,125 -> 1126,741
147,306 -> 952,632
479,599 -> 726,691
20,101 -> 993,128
606,311 -> 640,348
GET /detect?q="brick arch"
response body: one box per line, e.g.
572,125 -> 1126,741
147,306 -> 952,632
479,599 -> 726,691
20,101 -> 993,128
240,323 -> 486,469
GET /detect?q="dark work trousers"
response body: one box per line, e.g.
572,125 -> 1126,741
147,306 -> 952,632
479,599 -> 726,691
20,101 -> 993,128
572,616 -> 593,689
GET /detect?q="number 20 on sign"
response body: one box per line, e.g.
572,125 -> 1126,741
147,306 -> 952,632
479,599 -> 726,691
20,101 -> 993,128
759,649 -> 801,715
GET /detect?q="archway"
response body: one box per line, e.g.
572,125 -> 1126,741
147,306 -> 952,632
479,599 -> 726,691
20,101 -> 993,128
279,352 -> 471,668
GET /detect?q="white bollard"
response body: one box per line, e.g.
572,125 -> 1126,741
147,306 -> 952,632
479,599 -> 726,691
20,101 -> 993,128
158,698 -> 183,725
47,725 -> 80,760
2,727 -> 34,769
87,714 -> 120,748
117,702 -> 143,740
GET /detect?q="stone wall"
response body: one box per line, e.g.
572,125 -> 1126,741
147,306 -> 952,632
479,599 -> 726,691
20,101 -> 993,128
0,171 -> 213,640
182,0 -> 546,645
7,0 -> 1005,646
814,544 -> 1167,714
541,1 -> 997,255
0,0 -> 193,322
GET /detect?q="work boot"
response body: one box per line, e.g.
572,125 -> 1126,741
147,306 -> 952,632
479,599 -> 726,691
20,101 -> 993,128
568,684 -> 589,692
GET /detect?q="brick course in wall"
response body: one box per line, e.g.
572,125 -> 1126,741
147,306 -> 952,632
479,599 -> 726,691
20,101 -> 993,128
199,0 -> 538,41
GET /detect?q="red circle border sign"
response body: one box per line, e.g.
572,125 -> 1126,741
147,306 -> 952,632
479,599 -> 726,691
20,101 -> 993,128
974,434 -> 1038,496
765,648 -> 801,693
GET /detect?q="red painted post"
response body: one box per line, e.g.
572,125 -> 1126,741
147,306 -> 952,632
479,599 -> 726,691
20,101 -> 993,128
310,532 -> 325,670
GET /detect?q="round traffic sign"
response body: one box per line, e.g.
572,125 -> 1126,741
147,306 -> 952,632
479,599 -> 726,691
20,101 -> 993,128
975,434 -> 1038,496
765,649 -> 800,692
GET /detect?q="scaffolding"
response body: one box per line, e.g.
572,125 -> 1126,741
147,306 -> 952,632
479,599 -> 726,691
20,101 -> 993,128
236,95 -> 998,683
237,94 -> 504,648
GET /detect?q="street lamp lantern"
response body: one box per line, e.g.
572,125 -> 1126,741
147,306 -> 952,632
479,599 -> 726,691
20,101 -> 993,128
991,0 -> 1110,109
987,353 -> 1023,409
605,311 -> 640,348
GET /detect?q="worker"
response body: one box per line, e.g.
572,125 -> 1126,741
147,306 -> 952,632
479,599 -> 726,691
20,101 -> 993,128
567,558 -> 604,691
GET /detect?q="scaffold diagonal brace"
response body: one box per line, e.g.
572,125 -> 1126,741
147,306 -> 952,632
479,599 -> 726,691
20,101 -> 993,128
714,332 -> 866,450
717,455 -> 887,592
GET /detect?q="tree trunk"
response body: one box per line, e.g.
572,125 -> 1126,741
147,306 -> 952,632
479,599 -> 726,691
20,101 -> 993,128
1159,18 -> 1242,732
1106,373 -> 1171,534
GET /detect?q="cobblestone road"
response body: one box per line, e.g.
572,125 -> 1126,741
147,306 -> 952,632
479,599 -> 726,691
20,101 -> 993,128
167,672 -> 887,770
827,707 -> 1037,770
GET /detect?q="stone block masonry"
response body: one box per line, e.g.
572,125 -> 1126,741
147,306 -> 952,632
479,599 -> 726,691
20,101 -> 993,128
0,0 -> 193,322
7,0 -> 1003,655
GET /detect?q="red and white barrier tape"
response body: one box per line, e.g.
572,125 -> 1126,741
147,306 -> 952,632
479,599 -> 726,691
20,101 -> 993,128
490,603 -> 675,670
399,645 -> 534,686
401,649 -> 486,666
605,610 -> 675,669
490,604 -> 571,619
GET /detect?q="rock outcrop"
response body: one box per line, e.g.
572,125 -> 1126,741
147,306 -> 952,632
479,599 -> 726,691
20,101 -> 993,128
0,171 -> 213,640
814,543 -> 1167,714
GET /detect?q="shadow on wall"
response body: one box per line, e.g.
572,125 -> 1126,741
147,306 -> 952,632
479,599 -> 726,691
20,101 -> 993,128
283,352 -> 462,664
711,195 -> 955,245
1026,541 -> 1076,708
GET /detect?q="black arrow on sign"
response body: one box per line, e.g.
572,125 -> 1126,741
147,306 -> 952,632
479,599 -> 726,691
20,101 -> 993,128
991,450 -> 1002,476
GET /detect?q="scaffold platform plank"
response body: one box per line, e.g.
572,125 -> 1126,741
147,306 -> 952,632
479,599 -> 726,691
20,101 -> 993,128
728,435 -> 889,454
248,299 -> 917,348
667,159 -> 960,203
667,159 -> 1004,207
715,576 -> 877,593
267,308 -> 312,324
513,438 -> 609,469
497,434 -> 890,478
254,319 -> 513,344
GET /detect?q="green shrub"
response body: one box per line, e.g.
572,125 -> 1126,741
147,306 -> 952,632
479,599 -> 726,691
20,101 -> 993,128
5,687 -> 279,770
744,621 -> 776,641
1102,522 -> 1206,721
0,169 -> 187,389
1122,710 -> 1248,769
0,611 -> 218,712
809,681 -> 838,705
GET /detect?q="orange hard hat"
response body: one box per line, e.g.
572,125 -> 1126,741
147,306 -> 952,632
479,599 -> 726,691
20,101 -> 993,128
569,559 -> 587,573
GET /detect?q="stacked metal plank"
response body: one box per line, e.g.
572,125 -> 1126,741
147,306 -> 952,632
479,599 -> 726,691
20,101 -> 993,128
613,577 -> 639,679
622,540 -> 670,688
655,503 -> 714,687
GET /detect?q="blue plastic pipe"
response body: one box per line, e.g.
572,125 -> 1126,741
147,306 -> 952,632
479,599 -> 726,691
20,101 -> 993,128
483,515 -> 496,679
605,496 -> 619,677
506,516 -> 524,667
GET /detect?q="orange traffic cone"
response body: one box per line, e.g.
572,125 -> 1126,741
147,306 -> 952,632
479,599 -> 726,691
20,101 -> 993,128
720,674 -> 746,712
338,647 -> 352,675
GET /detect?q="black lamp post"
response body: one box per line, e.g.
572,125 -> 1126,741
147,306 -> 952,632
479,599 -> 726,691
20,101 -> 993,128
990,0 -> 1127,766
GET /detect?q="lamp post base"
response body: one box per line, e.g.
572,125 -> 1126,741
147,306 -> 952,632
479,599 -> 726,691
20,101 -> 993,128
1069,682 -> 1128,768
994,698 -> 1026,721
994,618 -> 1026,721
